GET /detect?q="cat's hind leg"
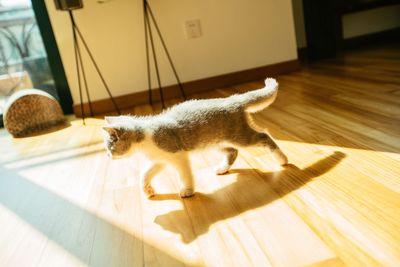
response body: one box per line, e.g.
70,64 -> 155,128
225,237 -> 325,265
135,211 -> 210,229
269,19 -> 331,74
244,113 -> 288,165
244,131 -> 288,165
216,147 -> 238,175
257,132 -> 288,165
140,162 -> 164,197
170,154 -> 195,198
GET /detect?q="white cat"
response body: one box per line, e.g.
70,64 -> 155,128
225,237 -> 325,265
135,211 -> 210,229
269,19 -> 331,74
103,78 -> 288,198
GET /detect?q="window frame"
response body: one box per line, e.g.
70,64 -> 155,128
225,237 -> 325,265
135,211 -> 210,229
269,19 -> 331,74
31,1 -> 73,114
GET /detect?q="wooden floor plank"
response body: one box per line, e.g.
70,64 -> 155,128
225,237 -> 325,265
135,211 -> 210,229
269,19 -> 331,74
0,42 -> 399,266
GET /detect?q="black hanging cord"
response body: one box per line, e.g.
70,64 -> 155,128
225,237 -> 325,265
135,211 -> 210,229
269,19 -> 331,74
68,1 -> 186,116
73,21 -> 121,115
143,0 -> 187,108
68,10 -> 121,121
144,1 -> 165,108
74,25 -> 93,117
146,3 -> 186,100
143,0 -> 152,105
69,10 -> 85,125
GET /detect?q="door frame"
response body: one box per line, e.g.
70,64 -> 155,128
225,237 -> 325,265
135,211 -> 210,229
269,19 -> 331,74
31,1 -> 73,114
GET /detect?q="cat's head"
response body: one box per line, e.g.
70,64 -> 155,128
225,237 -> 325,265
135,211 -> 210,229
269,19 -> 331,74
102,116 -> 145,159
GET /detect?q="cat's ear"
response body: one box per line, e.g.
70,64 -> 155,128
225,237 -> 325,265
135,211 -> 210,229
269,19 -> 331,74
102,126 -> 120,139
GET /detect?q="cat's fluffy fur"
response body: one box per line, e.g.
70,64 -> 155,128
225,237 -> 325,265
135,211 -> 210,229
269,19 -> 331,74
103,78 -> 288,198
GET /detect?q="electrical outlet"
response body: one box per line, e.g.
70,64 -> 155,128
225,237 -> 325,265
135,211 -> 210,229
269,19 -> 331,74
184,19 -> 202,39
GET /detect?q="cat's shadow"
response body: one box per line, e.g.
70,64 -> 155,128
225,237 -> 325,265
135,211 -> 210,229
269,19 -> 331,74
153,151 -> 346,243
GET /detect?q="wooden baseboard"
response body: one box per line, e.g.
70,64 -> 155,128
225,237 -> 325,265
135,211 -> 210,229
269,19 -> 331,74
73,59 -> 299,117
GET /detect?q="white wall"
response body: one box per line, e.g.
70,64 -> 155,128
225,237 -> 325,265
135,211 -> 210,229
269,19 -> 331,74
44,0 -> 298,104
291,1 -> 400,48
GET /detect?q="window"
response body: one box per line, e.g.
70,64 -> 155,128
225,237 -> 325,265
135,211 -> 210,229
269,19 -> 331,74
0,0 -> 70,127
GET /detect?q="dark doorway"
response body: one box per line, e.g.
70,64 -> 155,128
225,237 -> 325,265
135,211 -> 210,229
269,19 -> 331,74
302,0 -> 399,60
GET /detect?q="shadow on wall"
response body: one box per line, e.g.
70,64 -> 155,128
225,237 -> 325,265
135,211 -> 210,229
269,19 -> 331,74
154,152 -> 346,243
0,166 -> 185,266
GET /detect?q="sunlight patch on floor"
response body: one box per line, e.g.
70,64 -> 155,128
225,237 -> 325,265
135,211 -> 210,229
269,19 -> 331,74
1,122 -> 399,266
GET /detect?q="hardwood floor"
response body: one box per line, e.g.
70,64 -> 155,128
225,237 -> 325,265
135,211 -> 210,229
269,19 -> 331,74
1,43 -> 399,266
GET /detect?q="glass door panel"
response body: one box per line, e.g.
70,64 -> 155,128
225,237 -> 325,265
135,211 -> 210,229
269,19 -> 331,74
0,0 -> 60,126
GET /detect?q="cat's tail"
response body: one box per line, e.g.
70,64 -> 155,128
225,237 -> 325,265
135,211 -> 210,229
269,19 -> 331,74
241,78 -> 279,113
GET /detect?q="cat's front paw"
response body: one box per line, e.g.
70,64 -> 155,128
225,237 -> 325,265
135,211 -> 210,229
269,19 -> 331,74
143,185 -> 155,198
179,188 -> 195,198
